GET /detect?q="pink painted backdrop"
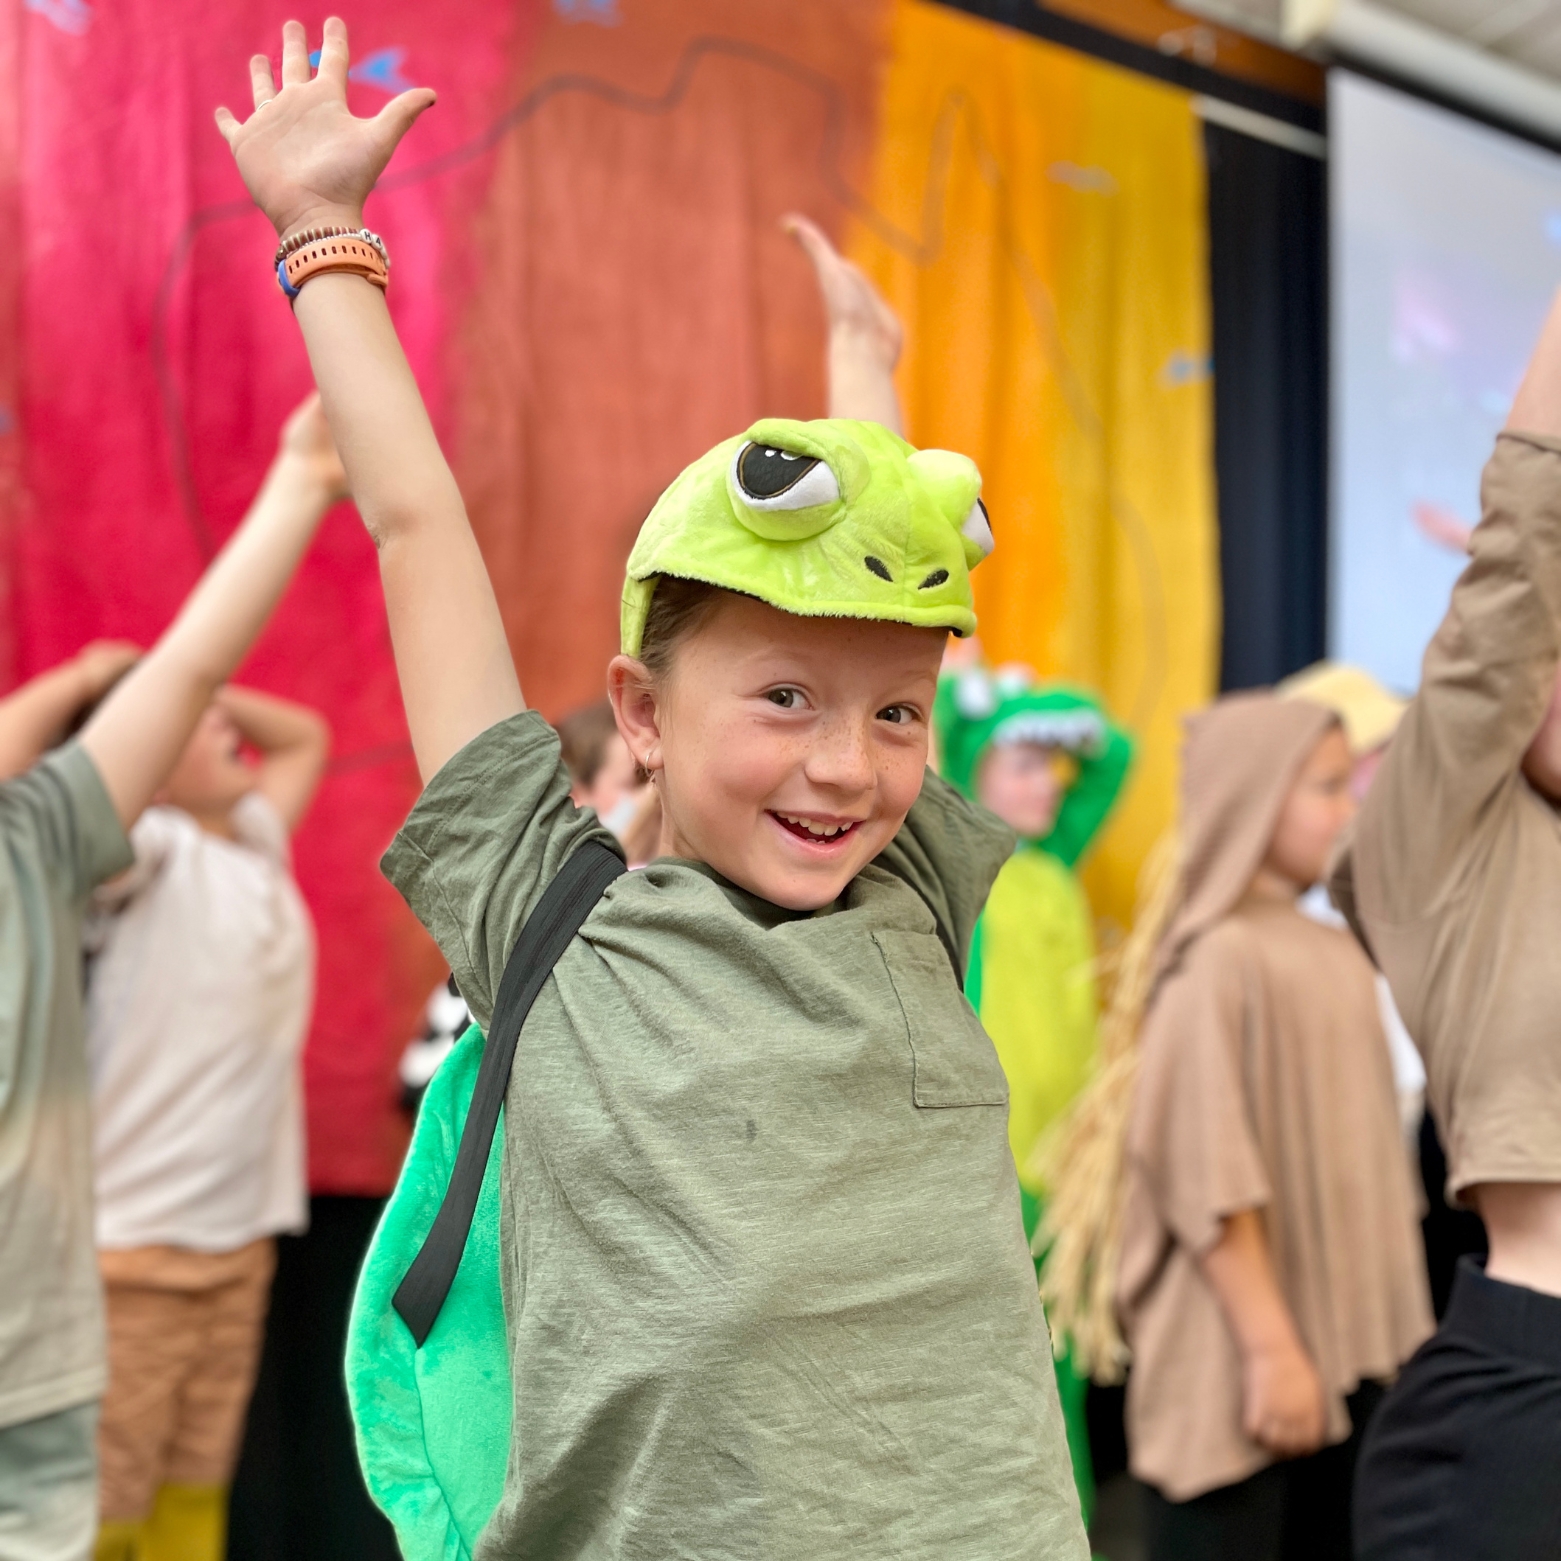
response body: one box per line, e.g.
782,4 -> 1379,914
0,0 -> 884,1192
3,0 -> 544,1190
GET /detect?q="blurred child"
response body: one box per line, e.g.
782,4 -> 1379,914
87,671 -> 332,1557
1047,694 -> 1430,1561
1277,663 -> 1426,1144
557,696 -> 659,865
400,703 -> 657,1122
0,392 -> 341,1560
1336,290 -> 1561,1560
935,660 -> 1130,1515
557,699 -> 637,824
935,662 -> 1132,1187
221,27 -> 1088,1559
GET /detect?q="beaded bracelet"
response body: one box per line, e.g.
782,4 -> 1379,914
277,233 -> 389,302
273,224 -> 389,268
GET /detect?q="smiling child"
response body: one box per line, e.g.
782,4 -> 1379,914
215,22 -> 1088,1560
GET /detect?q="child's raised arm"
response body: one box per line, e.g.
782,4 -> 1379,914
217,685 -> 330,833
217,19 -> 523,784
0,641 -> 140,780
784,214 -> 905,435
1355,287 -> 1561,924
80,394 -> 342,828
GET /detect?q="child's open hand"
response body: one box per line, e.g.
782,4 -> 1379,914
783,213 -> 903,371
215,17 -> 435,241
277,392 -> 349,503
74,641 -> 142,701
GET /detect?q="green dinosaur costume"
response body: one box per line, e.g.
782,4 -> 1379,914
349,421 -> 1096,1561
935,664 -> 1133,1524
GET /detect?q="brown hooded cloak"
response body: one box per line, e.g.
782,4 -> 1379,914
1117,694 -> 1431,1502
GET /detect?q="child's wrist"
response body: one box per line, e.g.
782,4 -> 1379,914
277,203 -> 365,247
1240,1323 -> 1303,1366
268,450 -> 341,503
829,322 -> 899,369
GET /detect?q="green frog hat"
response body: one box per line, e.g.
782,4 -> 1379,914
621,417 -> 994,656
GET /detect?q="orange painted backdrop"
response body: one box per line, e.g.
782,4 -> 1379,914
847,0 -> 1218,930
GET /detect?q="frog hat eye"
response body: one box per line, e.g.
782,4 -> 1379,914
961,498 -> 994,561
732,442 -> 842,511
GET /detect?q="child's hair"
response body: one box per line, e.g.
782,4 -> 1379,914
1035,830 -> 1182,1382
635,577 -> 731,680
557,701 -> 622,792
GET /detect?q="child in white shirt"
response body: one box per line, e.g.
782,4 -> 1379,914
86,410 -> 338,1561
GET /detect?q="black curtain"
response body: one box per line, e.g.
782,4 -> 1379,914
227,1197 -> 401,1561
1205,121 -> 1328,690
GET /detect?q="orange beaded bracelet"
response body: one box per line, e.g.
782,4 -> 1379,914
278,234 -> 389,301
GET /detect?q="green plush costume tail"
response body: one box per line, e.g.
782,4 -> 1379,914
346,1024 -> 511,1561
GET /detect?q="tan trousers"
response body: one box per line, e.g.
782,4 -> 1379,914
95,1242 -> 275,1524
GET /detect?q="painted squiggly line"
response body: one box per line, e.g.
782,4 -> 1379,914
151,30 -> 1187,763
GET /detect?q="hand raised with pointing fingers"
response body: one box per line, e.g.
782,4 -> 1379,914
215,17 -> 435,241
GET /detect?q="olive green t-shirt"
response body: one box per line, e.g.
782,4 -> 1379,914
384,713 -> 1087,1561
0,744 -> 132,1428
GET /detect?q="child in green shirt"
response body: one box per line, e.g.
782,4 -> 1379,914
217,24 -> 1088,1560
0,395 -> 344,1560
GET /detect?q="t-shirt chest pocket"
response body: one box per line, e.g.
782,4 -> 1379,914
873,929 -> 1009,1109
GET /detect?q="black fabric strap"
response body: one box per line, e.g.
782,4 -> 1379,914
393,839 -> 625,1346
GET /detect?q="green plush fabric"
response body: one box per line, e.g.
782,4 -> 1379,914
977,849 -> 1100,1187
346,1023 -> 509,1561
621,418 -> 991,655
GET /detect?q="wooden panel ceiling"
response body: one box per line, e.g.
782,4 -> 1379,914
1174,0 -> 1561,82
1036,0 -> 1325,99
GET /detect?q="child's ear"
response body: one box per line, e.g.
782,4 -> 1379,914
607,656 -> 664,777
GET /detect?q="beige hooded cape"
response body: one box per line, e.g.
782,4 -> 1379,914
1118,694 -> 1431,1502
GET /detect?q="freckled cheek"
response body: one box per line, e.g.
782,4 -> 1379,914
876,749 -> 930,824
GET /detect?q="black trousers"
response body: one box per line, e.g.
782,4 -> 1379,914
1142,1382 -> 1385,1561
1355,1259 -> 1561,1561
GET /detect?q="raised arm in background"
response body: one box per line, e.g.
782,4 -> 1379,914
784,214 -> 905,436
217,685 -> 330,832
0,642 -> 140,781
217,19 -> 522,785
80,394 -> 345,829
1358,288 -> 1561,924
